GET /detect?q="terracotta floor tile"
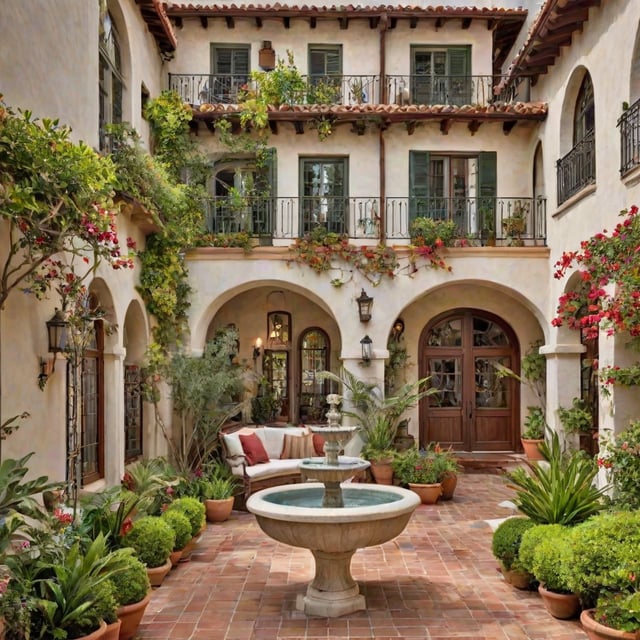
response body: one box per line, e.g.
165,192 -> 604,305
138,474 -> 588,640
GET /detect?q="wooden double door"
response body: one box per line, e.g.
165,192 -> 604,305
419,310 -> 519,452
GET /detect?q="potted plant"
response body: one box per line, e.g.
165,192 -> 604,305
121,515 -> 175,586
491,516 -> 537,589
582,591 -> 640,639
521,406 -> 546,460
409,217 -> 457,247
603,421 -> 640,509
519,524 -> 580,619
161,508 -> 192,566
109,554 -> 152,640
165,496 -> 206,561
201,475 -> 238,523
91,579 -> 121,640
392,446 -> 444,504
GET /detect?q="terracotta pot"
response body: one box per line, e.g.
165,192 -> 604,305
147,557 -> 172,587
538,584 -> 581,619
77,620 -> 107,640
408,482 -> 442,505
521,437 -> 545,461
501,566 -> 533,590
117,591 -> 152,640
440,471 -> 458,500
580,608 -> 638,640
370,461 -> 394,485
103,619 -> 122,640
169,549 -> 182,567
205,497 -> 234,523
179,536 -> 197,562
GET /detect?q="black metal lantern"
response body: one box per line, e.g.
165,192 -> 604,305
46,308 -> 69,354
360,335 -> 372,366
356,288 -> 373,323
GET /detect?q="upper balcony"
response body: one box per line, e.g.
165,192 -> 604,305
618,97 -> 640,177
202,195 -> 547,247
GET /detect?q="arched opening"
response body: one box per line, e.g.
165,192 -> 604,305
298,328 -> 330,423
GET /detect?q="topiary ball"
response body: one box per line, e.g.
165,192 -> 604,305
161,509 -> 192,551
166,497 -> 206,537
109,555 -> 150,606
491,517 -> 536,571
122,515 -> 175,568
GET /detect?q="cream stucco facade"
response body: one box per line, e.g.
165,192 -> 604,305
1,0 -> 639,489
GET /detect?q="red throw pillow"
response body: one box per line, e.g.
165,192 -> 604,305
312,433 -> 325,456
239,432 -> 270,465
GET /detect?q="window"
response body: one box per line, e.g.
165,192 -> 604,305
411,46 -> 471,106
209,45 -> 250,103
299,329 -> 329,422
574,74 -> 595,145
300,157 -> 348,235
79,320 -> 104,485
409,151 -> 496,236
124,364 -> 143,461
99,12 -> 123,151
308,45 -> 343,103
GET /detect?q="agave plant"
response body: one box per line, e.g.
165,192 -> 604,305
506,430 -> 608,525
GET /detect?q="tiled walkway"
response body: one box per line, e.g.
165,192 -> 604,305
138,474 -> 588,639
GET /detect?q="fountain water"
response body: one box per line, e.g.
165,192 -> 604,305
247,394 -> 420,617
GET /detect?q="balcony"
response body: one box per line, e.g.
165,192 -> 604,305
169,73 -> 517,108
556,131 -> 595,206
618,98 -> 640,176
202,196 -> 546,246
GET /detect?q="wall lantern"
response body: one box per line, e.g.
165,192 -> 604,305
38,308 -> 69,389
356,288 -> 373,323
253,337 -> 263,361
360,335 -> 372,366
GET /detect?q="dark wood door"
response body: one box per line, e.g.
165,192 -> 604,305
419,310 -> 518,452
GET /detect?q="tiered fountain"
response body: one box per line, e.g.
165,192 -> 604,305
247,394 -> 420,618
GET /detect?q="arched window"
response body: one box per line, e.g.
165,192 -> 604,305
573,74 -> 594,145
298,328 -> 329,423
99,11 -> 123,150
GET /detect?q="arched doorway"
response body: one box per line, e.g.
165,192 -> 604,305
419,309 -> 519,452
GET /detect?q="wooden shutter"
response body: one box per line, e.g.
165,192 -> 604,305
409,151 -> 430,219
447,47 -> 471,104
478,152 -> 497,198
211,46 -> 249,74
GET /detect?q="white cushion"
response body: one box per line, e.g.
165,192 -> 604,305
244,458 -> 303,480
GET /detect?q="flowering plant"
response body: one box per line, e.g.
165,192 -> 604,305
594,589 -> 640,633
600,421 -> 640,509
392,444 -> 456,485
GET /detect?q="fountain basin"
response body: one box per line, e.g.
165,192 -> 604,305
247,483 -> 420,617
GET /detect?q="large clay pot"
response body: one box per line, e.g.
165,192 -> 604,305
169,549 -> 182,567
440,472 -> 458,500
521,438 -> 545,461
147,557 -> 172,587
408,482 -> 442,505
179,537 -> 197,562
538,584 -> 580,619
370,460 -> 394,485
77,621 -> 107,640
580,608 -> 638,640
103,619 -> 122,640
501,566 -> 533,590
205,497 -> 234,523
117,591 -> 152,640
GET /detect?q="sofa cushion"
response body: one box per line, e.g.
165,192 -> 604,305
281,432 -> 315,459
312,433 -> 325,456
239,432 -> 270,465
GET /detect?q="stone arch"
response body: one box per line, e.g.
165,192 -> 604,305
630,23 -> 640,104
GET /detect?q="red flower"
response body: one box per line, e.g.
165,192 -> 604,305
120,517 -> 133,537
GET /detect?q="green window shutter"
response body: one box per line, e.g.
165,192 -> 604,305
447,47 -> 471,105
211,47 -> 249,74
259,147 -> 277,197
232,48 -> 249,76
478,152 -> 497,237
447,47 -> 470,76
326,50 -> 342,75
409,151 -> 430,219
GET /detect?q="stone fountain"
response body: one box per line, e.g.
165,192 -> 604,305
246,394 -> 420,618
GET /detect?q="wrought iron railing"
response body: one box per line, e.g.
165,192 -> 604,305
202,196 -> 546,245
618,98 -> 640,176
169,73 -> 518,107
556,131 -> 596,206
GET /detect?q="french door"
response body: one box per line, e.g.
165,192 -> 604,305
419,310 -> 518,452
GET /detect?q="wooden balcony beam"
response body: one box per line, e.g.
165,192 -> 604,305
468,120 -> 481,135
502,120 -> 517,135
200,16 -> 208,28
225,16 -> 234,28
440,119 -> 452,135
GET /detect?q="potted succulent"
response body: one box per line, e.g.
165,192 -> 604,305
491,516 -> 537,589
121,515 -> 175,586
161,508 -> 192,566
109,553 -> 152,640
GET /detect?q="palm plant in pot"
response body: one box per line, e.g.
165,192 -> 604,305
121,515 -> 176,587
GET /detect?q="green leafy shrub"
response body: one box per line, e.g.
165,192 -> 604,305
522,406 -> 545,440
557,397 -> 593,434
603,421 -> 640,509
409,217 -> 458,247
518,523 -> 563,575
166,497 -> 205,537
200,476 -> 237,500
527,525 -> 572,593
594,590 -> 640,633
161,509 -> 192,551
108,554 -> 150,607
565,510 -> 640,608
122,515 -> 175,568
491,517 -> 536,571
506,430 -> 607,524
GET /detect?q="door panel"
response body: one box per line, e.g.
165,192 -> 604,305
421,310 -> 518,452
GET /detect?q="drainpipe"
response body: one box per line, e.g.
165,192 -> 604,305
379,14 -> 388,243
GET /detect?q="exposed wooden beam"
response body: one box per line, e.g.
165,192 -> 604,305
435,17 -> 445,29
502,120 -> 517,135
406,120 -> 417,135
369,16 -> 379,29
409,17 -> 417,29
487,18 -> 496,30
462,17 -> 472,29
200,16 -> 208,28
205,120 -> 215,134
283,17 -> 290,29
269,121 -> 278,135
389,17 -> 397,29
468,120 -> 481,135
173,17 -> 183,28
225,16 -> 234,28
351,121 -> 366,135
255,17 -> 262,28
339,17 -> 349,30
310,17 -> 316,28
188,119 -> 199,134
294,121 -> 305,135
440,119 -> 452,135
